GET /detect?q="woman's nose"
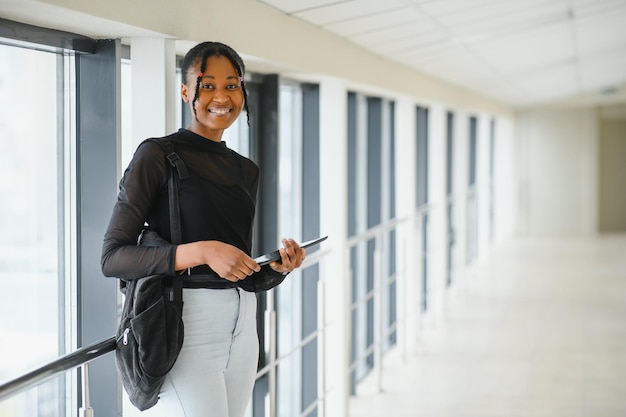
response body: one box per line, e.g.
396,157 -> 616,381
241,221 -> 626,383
211,88 -> 228,102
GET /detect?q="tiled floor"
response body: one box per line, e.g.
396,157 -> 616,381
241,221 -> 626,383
349,235 -> 626,417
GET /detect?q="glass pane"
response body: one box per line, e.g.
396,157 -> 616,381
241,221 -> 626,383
275,82 -> 304,416
277,356 -> 301,417
0,44 -> 64,415
0,374 -> 69,417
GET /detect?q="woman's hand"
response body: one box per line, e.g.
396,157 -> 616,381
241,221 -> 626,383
269,238 -> 306,275
175,240 -> 260,282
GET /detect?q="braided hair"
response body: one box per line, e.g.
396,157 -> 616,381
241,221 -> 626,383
181,41 -> 250,125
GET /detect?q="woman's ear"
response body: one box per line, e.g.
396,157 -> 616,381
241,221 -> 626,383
181,83 -> 189,103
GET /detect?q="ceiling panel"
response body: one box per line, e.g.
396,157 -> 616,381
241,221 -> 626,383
257,0 -> 626,107
579,54 -> 626,92
574,8 -> 626,55
445,5 -> 570,42
402,48 -> 498,88
370,33 -> 451,56
573,0 -> 626,16
323,7 -> 425,37
258,0 -> 346,14
395,40 -> 461,63
292,0 -> 408,27
433,0 -> 566,29
516,65 -> 580,101
417,0 -> 504,17
346,19 -> 446,50
470,77 -> 531,100
471,22 -> 574,74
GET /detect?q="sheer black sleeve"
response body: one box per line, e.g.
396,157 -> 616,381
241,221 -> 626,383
101,140 -> 177,280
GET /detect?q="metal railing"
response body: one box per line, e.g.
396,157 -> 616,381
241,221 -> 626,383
0,336 -> 116,414
346,216 -> 411,394
0,251 -> 334,417
255,247 -> 332,417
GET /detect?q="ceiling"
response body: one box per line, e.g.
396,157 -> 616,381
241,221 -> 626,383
259,0 -> 626,108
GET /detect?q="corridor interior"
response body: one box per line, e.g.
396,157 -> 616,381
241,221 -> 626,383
349,235 -> 626,417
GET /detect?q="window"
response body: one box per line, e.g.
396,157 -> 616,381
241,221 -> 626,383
346,92 -> 396,392
275,81 -> 322,417
0,41 -> 74,417
2,24 -> 120,415
245,76 -> 322,417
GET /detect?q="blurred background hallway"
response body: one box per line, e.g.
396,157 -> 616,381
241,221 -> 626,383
350,235 -> 626,417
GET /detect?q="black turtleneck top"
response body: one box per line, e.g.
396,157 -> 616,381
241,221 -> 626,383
101,128 -> 284,291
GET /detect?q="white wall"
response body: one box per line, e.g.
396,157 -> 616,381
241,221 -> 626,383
493,116 -> 516,241
514,108 -> 599,236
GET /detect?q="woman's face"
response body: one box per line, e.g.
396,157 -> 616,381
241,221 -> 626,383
181,55 -> 244,141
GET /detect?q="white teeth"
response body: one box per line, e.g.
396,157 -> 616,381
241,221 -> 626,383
209,108 -> 230,114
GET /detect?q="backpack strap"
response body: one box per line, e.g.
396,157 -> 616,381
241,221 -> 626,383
151,139 -> 187,303
162,140 -> 189,181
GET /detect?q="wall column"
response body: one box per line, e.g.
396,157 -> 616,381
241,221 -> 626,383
131,37 -> 177,143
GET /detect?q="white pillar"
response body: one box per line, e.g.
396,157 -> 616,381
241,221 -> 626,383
394,96 -> 420,354
131,37 -> 177,144
477,112 -> 492,262
427,103 -> 448,320
493,115 -> 516,241
318,76 -> 350,417
453,110 -> 469,280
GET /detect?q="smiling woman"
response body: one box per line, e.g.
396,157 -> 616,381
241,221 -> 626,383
100,41 -> 307,417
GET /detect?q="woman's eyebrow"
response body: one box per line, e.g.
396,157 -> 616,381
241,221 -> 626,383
201,74 -> 239,80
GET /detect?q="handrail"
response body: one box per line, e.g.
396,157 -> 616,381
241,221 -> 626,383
0,336 -> 116,401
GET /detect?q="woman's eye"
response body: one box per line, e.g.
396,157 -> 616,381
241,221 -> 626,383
226,84 -> 240,90
200,84 -> 214,90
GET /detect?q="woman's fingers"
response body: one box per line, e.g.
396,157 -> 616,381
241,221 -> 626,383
202,241 -> 260,281
270,238 -> 306,274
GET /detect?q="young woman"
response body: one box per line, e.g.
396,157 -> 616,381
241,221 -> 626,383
101,41 -> 305,416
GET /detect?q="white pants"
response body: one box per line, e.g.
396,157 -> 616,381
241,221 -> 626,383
138,287 -> 259,417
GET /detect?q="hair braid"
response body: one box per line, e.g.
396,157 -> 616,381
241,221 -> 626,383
191,49 -> 211,123
241,81 -> 250,126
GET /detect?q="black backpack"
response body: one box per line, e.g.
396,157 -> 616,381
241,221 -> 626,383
115,139 -> 187,411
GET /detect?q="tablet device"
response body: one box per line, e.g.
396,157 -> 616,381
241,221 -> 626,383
254,236 -> 328,266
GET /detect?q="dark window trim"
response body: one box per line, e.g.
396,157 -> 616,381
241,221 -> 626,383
75,39 -> 122,415
0,17 -> 95,54
301,82 -> 320,414
446,111 -> 454,196
416,106 -> 429,206
468,115 -> 478,186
